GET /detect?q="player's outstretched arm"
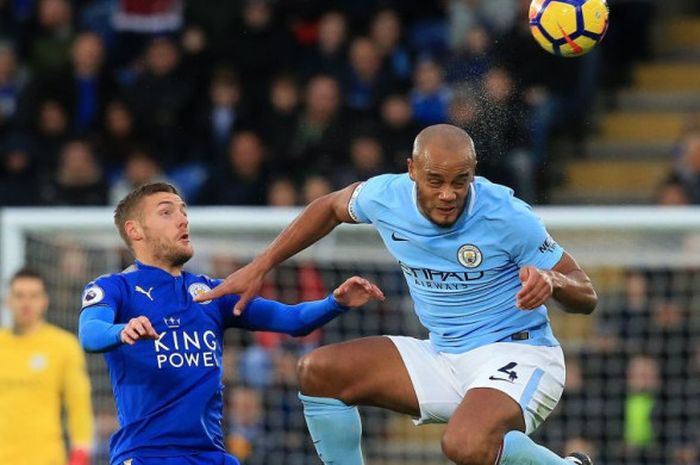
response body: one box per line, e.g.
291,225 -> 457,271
196,182 -> 361,315
231,276 -> 384,336
79,307 -> 158,352
516,252 -> 597,314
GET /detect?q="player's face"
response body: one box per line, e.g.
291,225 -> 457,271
139,192 -> 193,267
409,144 -> 475,228
7,277 -> 48,330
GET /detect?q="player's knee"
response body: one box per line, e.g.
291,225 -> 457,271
441,430 -> 498,465
297,346 -> 362,403
297,350 -> 332,395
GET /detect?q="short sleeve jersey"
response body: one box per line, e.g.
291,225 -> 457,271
349,174 -> 564,353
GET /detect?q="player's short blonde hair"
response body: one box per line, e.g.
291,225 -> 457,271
114,182 -> 181,248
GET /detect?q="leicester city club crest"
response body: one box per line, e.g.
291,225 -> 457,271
457,244 -> 482,268
188,283 -> 212,304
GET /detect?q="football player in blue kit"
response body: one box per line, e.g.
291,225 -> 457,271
198,124 -> 599,465
77,182 -> 384,465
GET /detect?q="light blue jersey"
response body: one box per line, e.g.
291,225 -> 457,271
349,174 -> 564,353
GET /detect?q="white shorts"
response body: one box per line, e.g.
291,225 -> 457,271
388,336 -> 565,434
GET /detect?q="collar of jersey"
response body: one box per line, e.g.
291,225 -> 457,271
133,260 -> 184,279
411,181 -> 477,227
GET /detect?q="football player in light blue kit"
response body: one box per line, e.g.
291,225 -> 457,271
198,125 -> 598,465
77,183 -> 385,465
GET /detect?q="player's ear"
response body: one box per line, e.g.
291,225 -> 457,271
407,157 -> 415,181
124,219 -> 144,243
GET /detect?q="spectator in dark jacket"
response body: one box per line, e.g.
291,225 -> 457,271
0,134 -> 37,206
40,138 -> 107,205
258,74 -> 300,170
197,131 -> 269,206
31,32 -> 117,135
125,37 -> 195,165
289,75 -> 347,178
194,66 -> 248,163
299,11 -> 348,81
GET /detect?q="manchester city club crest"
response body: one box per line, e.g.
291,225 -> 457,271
188,283 -> 212,305
457,244 -> 483,268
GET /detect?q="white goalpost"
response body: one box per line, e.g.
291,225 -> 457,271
4,206 -> 700,286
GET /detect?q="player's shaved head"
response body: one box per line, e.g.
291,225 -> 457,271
408,124 -> 477,228
114,182 -> 181,247
412,124 -> 476,167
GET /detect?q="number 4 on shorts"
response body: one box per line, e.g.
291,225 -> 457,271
489,362 -> 518,383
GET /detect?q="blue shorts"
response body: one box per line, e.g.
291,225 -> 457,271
118,451 -> 240,465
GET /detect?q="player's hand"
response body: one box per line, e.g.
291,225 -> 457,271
333,276 -> 385,307
516,266 -> 555,310
194,261 -> 268,316
121,316 -> 159,345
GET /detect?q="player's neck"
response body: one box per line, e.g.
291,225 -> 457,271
135,256 -> 183,276
12,319 -> 44,336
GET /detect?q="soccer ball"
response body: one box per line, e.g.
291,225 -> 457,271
529,0 -> 609,57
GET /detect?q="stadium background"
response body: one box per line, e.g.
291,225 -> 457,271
1,0 -> 699,464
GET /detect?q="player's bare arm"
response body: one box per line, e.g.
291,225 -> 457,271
255,181 -> 361,270
120,316 -> 159,345
196,182 -> 362,314
516,252 -> 597,313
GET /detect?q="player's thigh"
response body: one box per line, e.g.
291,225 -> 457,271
297,336 -> 420,415
452,343 -> 566,434
442,387 -> 525,464
440,344 -> 565,464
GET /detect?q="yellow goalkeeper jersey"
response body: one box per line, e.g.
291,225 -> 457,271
0,323 -> 93,465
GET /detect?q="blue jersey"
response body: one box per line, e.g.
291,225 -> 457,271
80,261 -> 345,465
349,174 -> 564,353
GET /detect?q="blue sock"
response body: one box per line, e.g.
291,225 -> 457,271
298,393 -> 364,465
500,431 -> 570,465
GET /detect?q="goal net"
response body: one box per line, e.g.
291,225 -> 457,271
2,207 -> 699,465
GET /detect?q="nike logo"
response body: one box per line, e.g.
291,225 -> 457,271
135,285 -> 155,301
557,23 -> 583,54
488,376 -> 515,383
391,232 -> 409,242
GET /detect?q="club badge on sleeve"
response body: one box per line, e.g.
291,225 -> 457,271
81,285 -> 105,308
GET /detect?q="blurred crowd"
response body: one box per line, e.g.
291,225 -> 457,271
657,117 -> 700,206
535,269 -> 700,465
0,0 -> 655,206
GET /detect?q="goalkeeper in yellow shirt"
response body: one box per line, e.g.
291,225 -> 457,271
0,268 -> 94,465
